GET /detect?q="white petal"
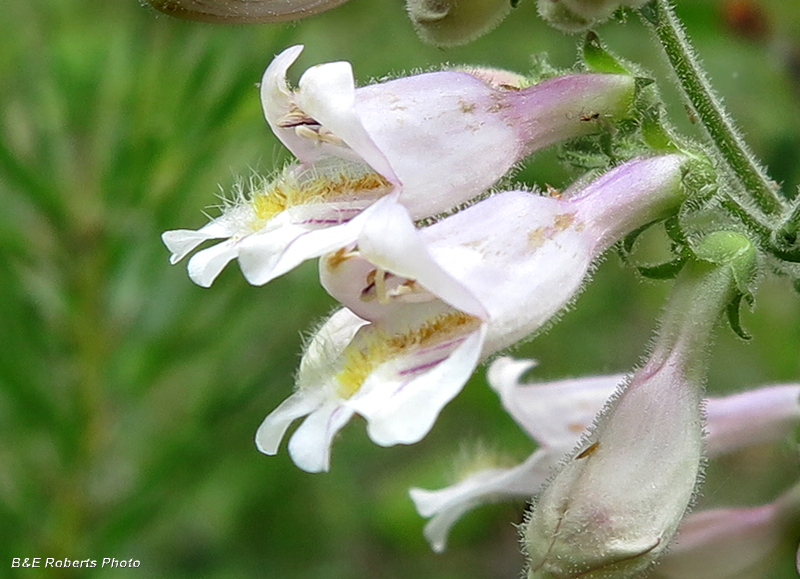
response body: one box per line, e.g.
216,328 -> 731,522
186,239 -> 239,288
351,325 -> 487,446
487,356 -> 622,446
296,62 -> 397,183
356,195 -> 488,319
255,391 -> 322,455
162,217 -> 237,264
236,198 -> 390,286
410,450 -> 558,552
287,400 -> 356,473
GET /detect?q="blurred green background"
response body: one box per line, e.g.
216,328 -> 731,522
1,0 -> 800,577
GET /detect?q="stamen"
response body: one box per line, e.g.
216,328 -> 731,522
244,164 -> 392,228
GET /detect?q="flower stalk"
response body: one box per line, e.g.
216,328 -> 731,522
639,0 -> 784,217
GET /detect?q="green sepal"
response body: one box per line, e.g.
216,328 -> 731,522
639,0 -> 659,25
641,105 -> 679,152
664,215 -> 688,246
583,31 -> 629,74
694,231 -> 758,297
726,291 -> 751,341
793,278 -> 800,294
638,256 -> 687,280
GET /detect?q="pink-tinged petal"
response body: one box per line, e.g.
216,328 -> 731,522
654,505 -> 781,579
410,450 -> 558,552
487,356 -> 623,445
503,73 -> 634,155
287,400 -> 357,473
353,71 -> 520,217
186,239 -> 239,288
255,391 -> 322,455
350,325 -> 487,446
574,154 -> 687,251
705,384 -> 800,457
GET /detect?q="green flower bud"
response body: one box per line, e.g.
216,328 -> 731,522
537,0 -> 648,33
406,0 -> 514,46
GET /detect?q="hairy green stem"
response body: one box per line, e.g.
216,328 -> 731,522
639,0 -> 784,217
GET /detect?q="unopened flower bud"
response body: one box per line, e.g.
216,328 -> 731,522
537,0 -> 649,33
523,237 -> 755,579
407,0 -> 513,46
145,0 -> 351,22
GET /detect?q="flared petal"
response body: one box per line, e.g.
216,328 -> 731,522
350,324 -> 487,446
287,400 -> 356,473
255,391 -> 323,455
410,450 -> 557,552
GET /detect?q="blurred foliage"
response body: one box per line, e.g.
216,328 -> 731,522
0,0 -> 799,577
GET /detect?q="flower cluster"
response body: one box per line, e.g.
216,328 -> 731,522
164,45 -> 800,579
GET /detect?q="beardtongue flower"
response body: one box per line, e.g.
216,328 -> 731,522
411,356 -> 800,552
162,45 -> 636,287
254,155 -> 686,473
523,232 -> 758,579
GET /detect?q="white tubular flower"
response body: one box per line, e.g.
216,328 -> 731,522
256,305 -> 487,473
322,153 -> 685,367
653,481 -> 800,579
163,45 -> 636,287
254,155 -> 685,473
524,347 -> 704,579
411,357 -> 800,552
524,233 -> 757,579
145,0 -> 351,23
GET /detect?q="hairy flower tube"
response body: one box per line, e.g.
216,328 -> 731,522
255,154 -> 687,472
411,356 -> 800,552
523,233 -> 757,579
145,0 -> 351,22
162,45 -> 636,287
652,481 -> 800,579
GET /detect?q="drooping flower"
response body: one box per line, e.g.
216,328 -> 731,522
163,45 -> 636,287
523,232 -> 757,579
255,154 -> 687,472
145,0 -> 352,23
411,356 -> 800,552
